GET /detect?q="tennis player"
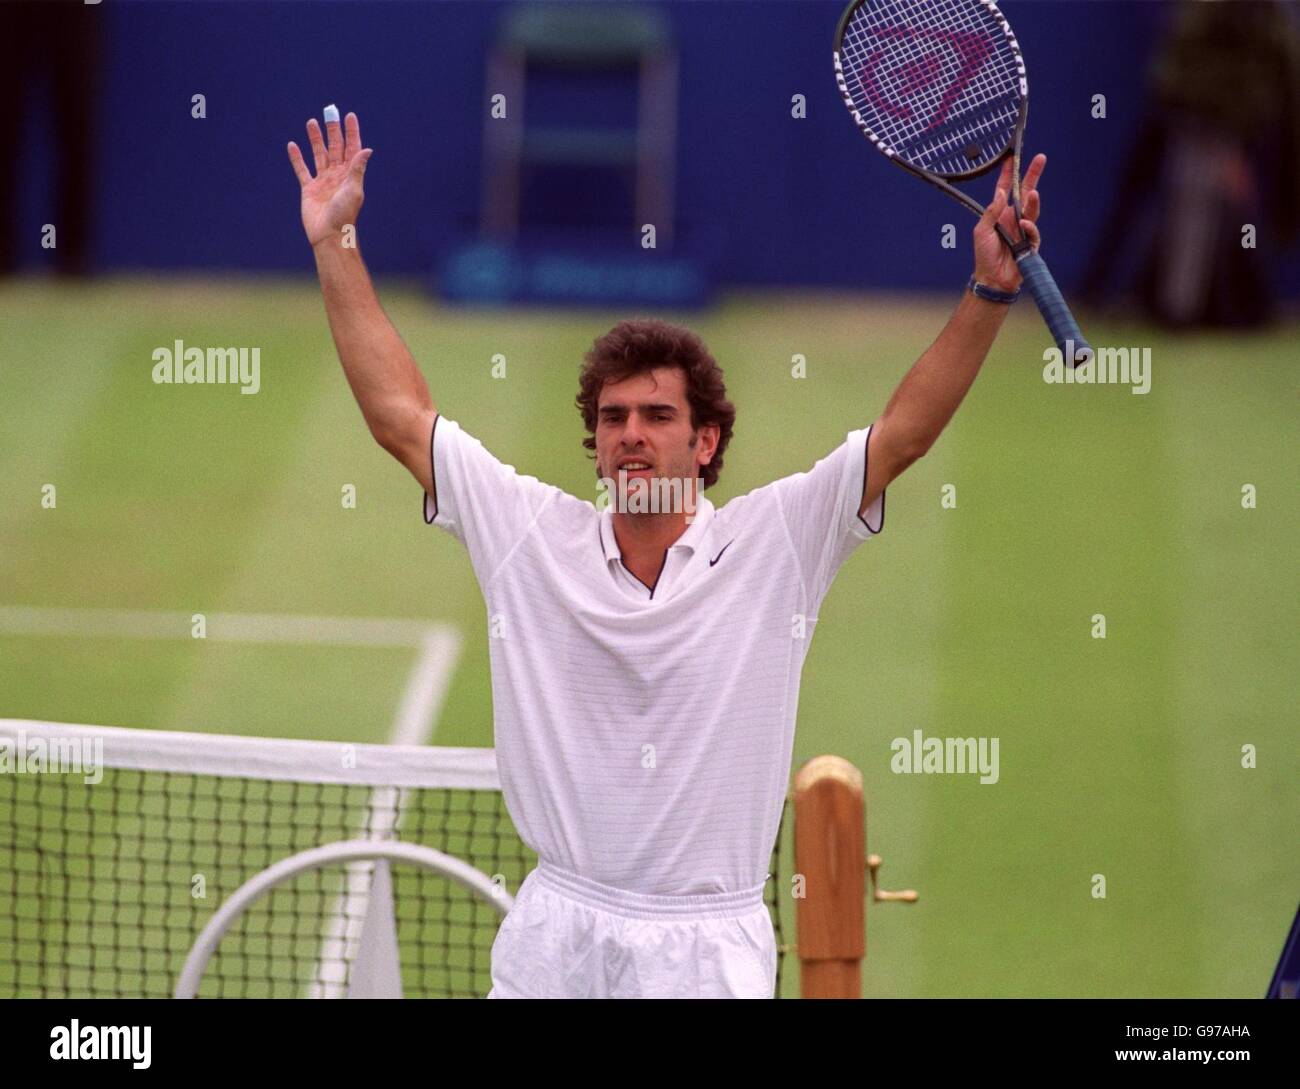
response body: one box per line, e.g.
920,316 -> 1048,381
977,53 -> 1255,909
288,108 -> 1044,998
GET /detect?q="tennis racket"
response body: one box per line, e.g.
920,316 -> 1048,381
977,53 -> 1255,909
833,0 -> 1092,364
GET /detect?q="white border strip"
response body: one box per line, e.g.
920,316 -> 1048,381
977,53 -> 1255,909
0,719 -> 501,791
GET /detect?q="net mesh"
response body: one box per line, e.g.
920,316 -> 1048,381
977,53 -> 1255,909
0,723 -> 788,998
835,0 -> 1025,176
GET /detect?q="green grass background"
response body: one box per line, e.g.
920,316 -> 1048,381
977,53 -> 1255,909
1,278 -> 1295,997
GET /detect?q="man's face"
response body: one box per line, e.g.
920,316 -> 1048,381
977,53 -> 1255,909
594,367 -> 718,511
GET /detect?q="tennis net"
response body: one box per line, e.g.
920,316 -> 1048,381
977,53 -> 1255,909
0,719 -> 787,998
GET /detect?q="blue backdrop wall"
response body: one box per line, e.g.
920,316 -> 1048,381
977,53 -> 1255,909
14,0 -> 1300,294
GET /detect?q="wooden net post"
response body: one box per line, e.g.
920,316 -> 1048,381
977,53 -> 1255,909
793,755 -> 865,999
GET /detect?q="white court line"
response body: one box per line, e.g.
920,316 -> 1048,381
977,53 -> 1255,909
1,603 -> 464,997
310,627 -> 464,996
0,605 -> 435,648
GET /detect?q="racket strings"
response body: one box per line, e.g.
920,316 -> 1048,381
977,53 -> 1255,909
837,0 -> 1024,176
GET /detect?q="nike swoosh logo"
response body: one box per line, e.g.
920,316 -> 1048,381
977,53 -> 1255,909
709,539 -> 736,567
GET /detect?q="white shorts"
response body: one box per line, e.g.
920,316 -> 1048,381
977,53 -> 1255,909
487,862 -> 777,999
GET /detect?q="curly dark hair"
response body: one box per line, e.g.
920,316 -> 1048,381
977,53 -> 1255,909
576,319 -> 736,490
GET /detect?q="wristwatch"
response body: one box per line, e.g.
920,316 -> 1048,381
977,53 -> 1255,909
967,275 -> 1020,304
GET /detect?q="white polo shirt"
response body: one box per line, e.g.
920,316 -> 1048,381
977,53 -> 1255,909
424,416 -> 884,896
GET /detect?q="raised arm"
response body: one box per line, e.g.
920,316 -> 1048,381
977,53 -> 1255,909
860,154 -> 1046,516
287,108 -> 436,494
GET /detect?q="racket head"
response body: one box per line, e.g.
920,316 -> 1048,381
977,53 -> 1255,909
833,0 -> 1028,183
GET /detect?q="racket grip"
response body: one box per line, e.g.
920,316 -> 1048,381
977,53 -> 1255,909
1016,251 -> 1092,365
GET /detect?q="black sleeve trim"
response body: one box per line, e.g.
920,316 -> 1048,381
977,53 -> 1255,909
856,425 -> 886,535
422,413 -> 441,525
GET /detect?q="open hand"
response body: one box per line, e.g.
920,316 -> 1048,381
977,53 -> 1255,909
287,110 -> 373,248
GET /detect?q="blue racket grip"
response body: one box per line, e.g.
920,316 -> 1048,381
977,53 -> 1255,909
1016,251 -> 1092,365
